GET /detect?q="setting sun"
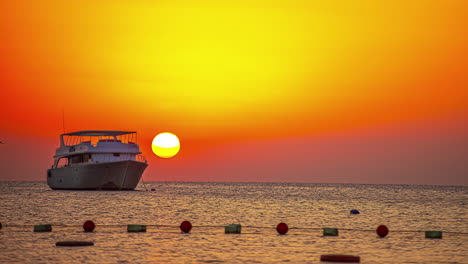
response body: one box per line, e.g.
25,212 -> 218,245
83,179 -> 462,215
152,132 -> 180,158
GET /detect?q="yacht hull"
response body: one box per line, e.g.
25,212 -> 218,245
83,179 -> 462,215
47,160 -> 147,190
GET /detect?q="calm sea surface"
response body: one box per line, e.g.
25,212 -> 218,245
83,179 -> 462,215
0,181 -> 466,264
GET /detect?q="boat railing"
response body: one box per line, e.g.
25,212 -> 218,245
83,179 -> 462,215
54,154 -> 147,167
136,154 -> 147,163
91,154 -> 146,163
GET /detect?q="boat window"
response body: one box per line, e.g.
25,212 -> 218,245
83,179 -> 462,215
57,157 -> 69,168
113,153 -> 120,157
71,155 -> 82,164
83,154 -> 91,162
70,154 -> 91,164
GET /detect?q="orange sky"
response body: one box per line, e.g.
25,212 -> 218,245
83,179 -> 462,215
1,0 -> 467,184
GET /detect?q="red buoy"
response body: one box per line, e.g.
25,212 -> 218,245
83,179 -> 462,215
376,225 -> 389,238
320,254 -> 360,262
180,221 -> 192,233
276,222 -> 288,235
83,220 -> 95,232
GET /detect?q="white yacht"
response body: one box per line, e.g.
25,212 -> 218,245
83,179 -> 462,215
47,130 -> 148,190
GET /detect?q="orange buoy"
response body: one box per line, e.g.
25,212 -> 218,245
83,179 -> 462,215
320,254 -> 360,262
180,221 -> 192,233
376,225 -> 389,238
276,223 -> 288,235
83,220 -> 95,232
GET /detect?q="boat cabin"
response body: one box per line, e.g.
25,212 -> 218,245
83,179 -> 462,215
52,130 -> 146,169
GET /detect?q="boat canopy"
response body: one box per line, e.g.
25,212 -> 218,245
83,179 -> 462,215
59,130 -> 139,147
62,130 -> 136,137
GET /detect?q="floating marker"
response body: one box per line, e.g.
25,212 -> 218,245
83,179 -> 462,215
180,221 -> 192,233
350,209 -> 360,215
376,225 -> 389,238
56,241 -> 94,247
127,224 -> 146,232
225,224 -> 241,234
276,223 -> 288,235
320,254 -> 360,263
34,224 -> 52,232
323,227 -> 339,236
151,189 -> 156,191
425,231 -> 442,239
83,220 -> 95,232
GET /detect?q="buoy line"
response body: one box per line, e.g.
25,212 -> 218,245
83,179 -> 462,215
1,222 -> 467,235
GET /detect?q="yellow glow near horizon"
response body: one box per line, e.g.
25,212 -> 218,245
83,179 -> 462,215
1,0 -> 466,139
152,132 -> 181,158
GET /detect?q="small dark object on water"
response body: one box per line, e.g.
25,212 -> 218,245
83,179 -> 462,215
151,188 -> 156,191
350,209 -> 360,214
320,254 -> 360,262
56,241 -> 94,247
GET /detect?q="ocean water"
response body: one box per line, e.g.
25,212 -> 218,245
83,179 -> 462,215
0,181 -> 466,264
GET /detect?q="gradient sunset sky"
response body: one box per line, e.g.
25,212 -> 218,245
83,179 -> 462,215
1,0 -> 467,185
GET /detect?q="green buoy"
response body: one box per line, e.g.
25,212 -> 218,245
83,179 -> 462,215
425,231 -> 442,239
323,227 -> 339,236
34,224 -> 52,232
225,224 -> 242,234
127,224 -> 146,232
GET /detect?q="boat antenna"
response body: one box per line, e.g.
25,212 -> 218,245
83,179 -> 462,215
62,107 -> 66,134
